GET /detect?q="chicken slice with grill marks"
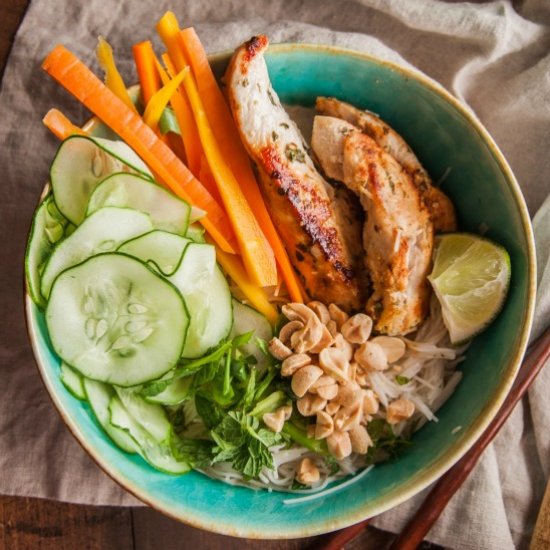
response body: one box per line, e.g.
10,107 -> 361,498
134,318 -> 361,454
316,97 -> 457,233
225,36 -> 366,311
312,115 -> 433,334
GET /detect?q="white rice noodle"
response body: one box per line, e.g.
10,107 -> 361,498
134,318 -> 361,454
283,465 -> 375,505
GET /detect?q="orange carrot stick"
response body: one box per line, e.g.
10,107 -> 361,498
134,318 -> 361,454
156,16 -> 202,177
42,108 -> 85,140
132,41 -> 161,106
178,27 -> 303,301
42,45 -> 236,254
182,68 -> 277,286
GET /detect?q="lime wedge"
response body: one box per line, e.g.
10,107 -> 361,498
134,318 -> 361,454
428,233 -> 511,345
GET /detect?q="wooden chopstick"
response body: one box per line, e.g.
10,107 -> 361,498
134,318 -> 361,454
320,326 -> 550,550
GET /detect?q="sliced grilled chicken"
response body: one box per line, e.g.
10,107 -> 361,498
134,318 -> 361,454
311,116 -> 357,182
312,115 -> 433,333
316,97 -> 457,233
225,36 -> 366,311
341,129 -> 434,335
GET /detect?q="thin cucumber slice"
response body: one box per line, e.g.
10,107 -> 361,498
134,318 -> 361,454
50,135 -> 152,225
115,388 -> 171,443
109,396 -> 191,474
170,243 -> 233,358
230,300 -> 273,369
46,253 -> 189,387
145,376 -> 193,406
119,236 -> 232,358
25,196 -> 69,308
40,207 -> 153,299
185,223 -> 206,243
83,378 -> 137,453
60,362 -> 86,400
87,173 -> 191,236
118,230 -> 190,276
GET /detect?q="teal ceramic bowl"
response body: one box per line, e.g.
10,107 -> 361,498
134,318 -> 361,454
26,43 -> 536,538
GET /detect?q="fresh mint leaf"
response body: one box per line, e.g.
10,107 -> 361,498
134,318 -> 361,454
171,437 -> 213,468
209,410 -> 281,478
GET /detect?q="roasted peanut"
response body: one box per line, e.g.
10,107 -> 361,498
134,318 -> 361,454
327,430 -> 352,460
372,336 -> 406,363
291,365 -> 323,397
386,398 -> 415,424
297,393 -> 327,416
315,410 -> 334,439
268,337 -> 292,360
354,341 -> 388,371
281,353 -> 311,377
341,313 -> 373,344
296,457 -> 320,485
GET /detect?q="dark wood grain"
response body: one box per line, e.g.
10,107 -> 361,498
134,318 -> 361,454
0,495 -> 134,550
131,506 -> 396,550
0,0 -> 31,82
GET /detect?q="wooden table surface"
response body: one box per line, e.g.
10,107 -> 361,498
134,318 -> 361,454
0,2 -> 441,548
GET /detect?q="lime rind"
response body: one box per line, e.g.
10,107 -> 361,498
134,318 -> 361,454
428,233 -> 511,345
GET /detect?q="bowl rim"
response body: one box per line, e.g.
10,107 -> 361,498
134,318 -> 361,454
25,40 -> 537,538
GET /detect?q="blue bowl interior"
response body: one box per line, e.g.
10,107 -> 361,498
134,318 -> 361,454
27,44 -> 534,538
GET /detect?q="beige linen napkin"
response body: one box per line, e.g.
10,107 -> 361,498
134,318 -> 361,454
1,1 -> 548,548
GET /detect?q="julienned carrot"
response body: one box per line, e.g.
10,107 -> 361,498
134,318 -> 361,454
42,108 -> 85,140
42,45 -> 236,254
132,41 -> 161,105
142,67 -> 189,130
178,27 -> 303,302
172,59 -> 277,287
213,245 -> 278,324
96,37 -> 137,114
154,53 -> 202,177
199,155 -> 223,207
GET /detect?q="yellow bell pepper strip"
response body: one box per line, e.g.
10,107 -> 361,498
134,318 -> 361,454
132,40 -> 182,154
213,244 -> 278,325
178,27 -> 303,302
96,37 -> 137,114
42,45 -> 236,254
163,54 -> 277,287
142,67 -> 189,131
156,12 -> 188,71
42,108 -> 85,140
